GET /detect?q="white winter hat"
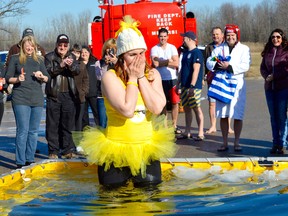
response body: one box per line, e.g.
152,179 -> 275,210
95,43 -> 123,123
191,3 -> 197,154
115,15 -> 147,56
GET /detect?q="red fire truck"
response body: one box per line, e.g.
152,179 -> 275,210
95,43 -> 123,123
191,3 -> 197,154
88,0 -> 197,60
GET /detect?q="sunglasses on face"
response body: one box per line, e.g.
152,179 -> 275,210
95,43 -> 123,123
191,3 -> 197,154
58,43 -> 68,48
271,35 -> 281,39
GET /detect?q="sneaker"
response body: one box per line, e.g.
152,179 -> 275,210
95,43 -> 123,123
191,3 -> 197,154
25,161 -> 35,166
270,147 -> 277,154
193,135 -> 205,141
270,146 -> 284,154
76,146 -> 87,156
16,164 -> 24,169
277,148 -> 284,155
62,153 -> 78,159
76,150 -> 87,157
49,154 -> 59,159
174,127 -> 182,134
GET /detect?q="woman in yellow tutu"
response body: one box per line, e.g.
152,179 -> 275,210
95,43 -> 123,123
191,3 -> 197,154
76,15 -> 177,188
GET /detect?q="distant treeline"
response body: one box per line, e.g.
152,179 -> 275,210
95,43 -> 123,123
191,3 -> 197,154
0,0 -> 287,51
195,0 -> 288,44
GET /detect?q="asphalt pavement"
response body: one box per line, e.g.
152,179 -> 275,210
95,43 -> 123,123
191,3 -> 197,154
0,79 -> 282,175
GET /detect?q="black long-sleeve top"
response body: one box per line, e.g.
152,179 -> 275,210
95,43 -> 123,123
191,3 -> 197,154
5,55 -> 50,107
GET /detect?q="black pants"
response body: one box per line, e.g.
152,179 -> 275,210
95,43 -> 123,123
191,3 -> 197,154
46,92 -> 76,155
82,96 -> 99,129
75,102 -> 85,131
0,101 -> 4,125
98,160 -> 162,188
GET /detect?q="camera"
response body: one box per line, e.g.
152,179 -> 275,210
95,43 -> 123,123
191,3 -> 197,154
108,48 -> 115,57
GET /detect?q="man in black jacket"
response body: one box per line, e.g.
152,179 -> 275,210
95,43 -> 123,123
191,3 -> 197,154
45,34 -> 80,159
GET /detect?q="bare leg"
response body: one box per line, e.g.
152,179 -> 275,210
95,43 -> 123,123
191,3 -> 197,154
206,101 -> 217,133
161,106 -> 167,116
233,119 -> 243,148
220,117 -> 229,147
193,106 -> 204,137
228,118 -> 234,134
171,103 -> 179,128
184,105 -> 192,136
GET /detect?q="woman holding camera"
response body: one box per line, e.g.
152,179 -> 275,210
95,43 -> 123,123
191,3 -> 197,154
94,38 -> 118,128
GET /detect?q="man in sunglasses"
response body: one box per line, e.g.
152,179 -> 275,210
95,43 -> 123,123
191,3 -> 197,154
44,34 -> 80,159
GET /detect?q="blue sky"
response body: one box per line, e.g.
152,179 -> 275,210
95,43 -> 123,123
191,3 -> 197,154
17,0 -> 264,29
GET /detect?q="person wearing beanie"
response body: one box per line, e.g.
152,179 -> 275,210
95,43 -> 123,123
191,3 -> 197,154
206,24 -> 251,152
74,15 -> 176,188
94,38 -> 118,128
44,34 -> 80,159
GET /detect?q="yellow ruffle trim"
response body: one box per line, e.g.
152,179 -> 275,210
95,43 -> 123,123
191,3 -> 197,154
73,115 -> 177,177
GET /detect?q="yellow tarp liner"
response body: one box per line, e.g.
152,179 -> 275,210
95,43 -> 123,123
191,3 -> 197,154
1,158 -> 288,215
1,157 -> 287,188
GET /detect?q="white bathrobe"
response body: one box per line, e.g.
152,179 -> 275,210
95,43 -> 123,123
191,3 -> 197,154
206,42 -> 251,120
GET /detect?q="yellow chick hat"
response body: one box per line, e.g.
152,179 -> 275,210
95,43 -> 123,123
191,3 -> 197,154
115,15 -> 147,56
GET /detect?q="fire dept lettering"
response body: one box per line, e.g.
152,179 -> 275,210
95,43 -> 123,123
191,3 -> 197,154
147,13 -> 180,35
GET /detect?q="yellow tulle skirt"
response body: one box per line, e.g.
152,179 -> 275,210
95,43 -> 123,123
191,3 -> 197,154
73,115 -> 177,177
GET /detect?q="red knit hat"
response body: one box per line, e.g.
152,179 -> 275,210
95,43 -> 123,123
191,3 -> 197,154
224,24 -> 240,41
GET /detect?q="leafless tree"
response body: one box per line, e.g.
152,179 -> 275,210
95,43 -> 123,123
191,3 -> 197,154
275,0 -> 288,32
191,0 -> 283,44
218,3 -> 237,26
37,10 -> 92,52
0,0 -> 31,50
196,7 -> 219,45
251,0 -> 275,42
1,0 -> 287,51
234,5 -> 252,42
0,0 -> 31,19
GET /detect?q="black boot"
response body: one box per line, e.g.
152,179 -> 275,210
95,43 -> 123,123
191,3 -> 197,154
270,146 -> 278,154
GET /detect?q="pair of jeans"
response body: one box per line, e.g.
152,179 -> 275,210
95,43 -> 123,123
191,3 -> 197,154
12,104 -> 43,166
97,97 -> 107,128
265,89 -> 288,148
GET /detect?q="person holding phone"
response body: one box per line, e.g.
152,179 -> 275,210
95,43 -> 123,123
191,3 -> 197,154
94,38 -> 118,128
45,34 -> 80,159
